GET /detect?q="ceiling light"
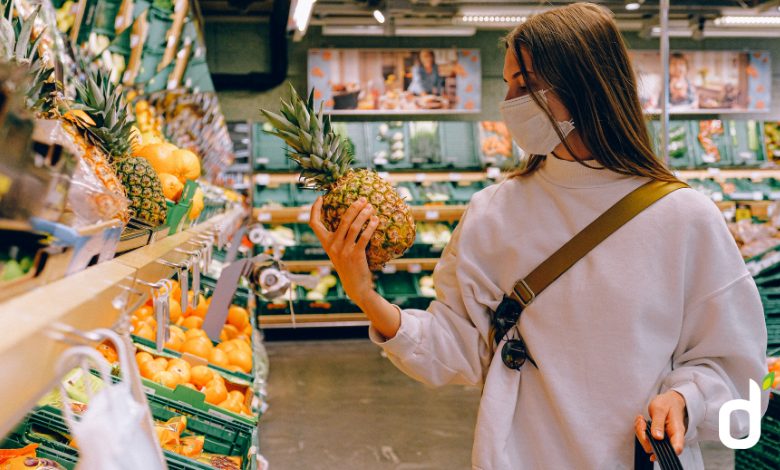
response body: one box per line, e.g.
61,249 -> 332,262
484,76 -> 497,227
460,15 -> 526,24
293,0 -> 316,33
714,15 -> 780,27
395,26 -> 476,37
625,1 -> 643,11
373,9 -> 385,24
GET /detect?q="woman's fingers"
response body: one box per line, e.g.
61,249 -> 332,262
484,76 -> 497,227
648,401 -> 669,441
309,197 -> 330,242
634,415 -> 654,457
332,198 -> 368,249
667,406 -> 686,455
346,205 -> 375,245
356,216 -> 380,252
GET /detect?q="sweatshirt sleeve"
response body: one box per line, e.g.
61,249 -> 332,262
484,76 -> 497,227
660,274 -> 768,442
368,210 -> 493,387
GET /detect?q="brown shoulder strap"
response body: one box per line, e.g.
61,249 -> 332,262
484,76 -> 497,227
511,180 -> 688,306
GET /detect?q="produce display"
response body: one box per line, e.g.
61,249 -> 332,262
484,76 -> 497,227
0,443 -> 66,469
767,122 -> 780,161
260,84 -> 416,270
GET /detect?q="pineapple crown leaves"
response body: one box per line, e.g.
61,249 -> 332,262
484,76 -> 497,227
0,3 -> 45,66
259,82 -> 353,190
72,65 -> 136,161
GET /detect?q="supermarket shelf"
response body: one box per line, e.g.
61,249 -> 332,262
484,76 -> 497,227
677,168 -> 780,181
0,210 -> 242,438
257,313 -> 368,329
253,171 -> 492,186
284,258 -> 440,272
254,205 -> 467,223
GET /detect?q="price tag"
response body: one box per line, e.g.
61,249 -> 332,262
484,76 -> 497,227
256,158 -> 269,165
143,386 -> 156,396
115,17 -> 125,29
769,191 -> 780,200
751,172 -> 762,181
448,172 -> 463,182
408,263 -> 422,274
753,191 -> 764,201
317,265 -> 332,276
707,167 -> 721,177
258,212 -> 272,222
166,79 -> 177,90
415,173 -> 427,182
167,35 -> 177,48
425,210 -> 440,220
487,167 -> 501,179
378,171 -> 390,180
130,35 -> 140,47
255,174 -> 271,186
382,264 -> 397,274
297,211 -> 310,222
712,192 -> 724,202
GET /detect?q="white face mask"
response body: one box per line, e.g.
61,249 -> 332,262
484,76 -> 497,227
499,90 -> 575,156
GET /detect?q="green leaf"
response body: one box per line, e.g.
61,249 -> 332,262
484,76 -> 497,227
763,371 -> 775,391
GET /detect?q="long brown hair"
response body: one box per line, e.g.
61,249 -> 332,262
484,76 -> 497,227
506,2 -> 678,182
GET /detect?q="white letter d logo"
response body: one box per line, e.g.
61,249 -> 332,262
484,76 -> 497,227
719,379 -> 762,450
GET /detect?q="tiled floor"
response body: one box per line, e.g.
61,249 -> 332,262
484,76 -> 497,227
259,339 -> 734,469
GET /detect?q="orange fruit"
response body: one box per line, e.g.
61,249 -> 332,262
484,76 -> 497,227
203,379 -> 227,405
96,342 -> 118,363
181,316 -> 203,330
216,341 -> 238,354
190,365 -> 214,389
209,348 -> 230,368
169,299 -> 182,324
135,305 -> 154,320
164,334 -> 184,352
189,188 -> 204,220
228,390 -> 244,403
167,360 -> 192,384
184,328 -> 209,341
130,315 -> 142,331
169,325 -> 186,340
221,325 -> 239,341
227,306 -> 249,330
135,323 -> 155,342
153,357 -> 169,369
182,337 -> 212,360
242,325 -> 253,337
136,351 -> 154,365
227,349 -> 252,373
172,148 -> 201,183
186,292 -> 208,318
134,142 -> 179,175
170,283 -> 182,304
159,172 -> 184,201
231,339 -> 252,354
140,358 -> 166,379
152,370 -> 179,389
217,396 -> 242,413
180,383 -> 197,390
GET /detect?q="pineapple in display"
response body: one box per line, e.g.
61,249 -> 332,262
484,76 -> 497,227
260,84 -> 415,270
114,157 -> 167,226
70,66 -> 166,225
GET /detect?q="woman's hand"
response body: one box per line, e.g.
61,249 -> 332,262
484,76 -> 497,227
309,196 -> 379,306
635,390 -> 687,461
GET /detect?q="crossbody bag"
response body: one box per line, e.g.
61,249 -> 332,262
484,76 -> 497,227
488,179 -> 688,470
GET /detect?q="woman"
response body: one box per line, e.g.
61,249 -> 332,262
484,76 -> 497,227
407,49 -> 442,95
308,3 -> 767,469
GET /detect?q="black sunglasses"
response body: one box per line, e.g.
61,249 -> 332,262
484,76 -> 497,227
492,296 -> 537,370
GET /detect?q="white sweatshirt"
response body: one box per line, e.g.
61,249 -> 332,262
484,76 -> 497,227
370,156 -> 769,469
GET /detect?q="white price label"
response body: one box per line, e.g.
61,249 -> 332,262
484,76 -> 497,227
166,80 -> 177,90
382,264 -> 398,274
753,191 -> 764,201
256,158 -> 269,165
115,17 -> 125,29
707,167 -> 721,176
448,172 -> 463,182
297,211 -> 310,222
130,35 -> 140,47
751,172 -> 762,181
258,212 -> 272,222
167,35 -> 177,48
143,386 -> 156,396
255,174 -> 271,186
770,191 -> 780,200
317,265 -> 332,276
425,210 -> 440,220
408,264 -> 422,274
712,192 -> 724,202
378,172 -> 390,180
415,173 -> 427,182
487,167 -> 501,179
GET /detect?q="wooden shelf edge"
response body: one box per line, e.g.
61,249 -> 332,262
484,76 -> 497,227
284,258 -> 440,272
257,313 -> 368,329
253,205 -> 467,224
254,171 -> 491,186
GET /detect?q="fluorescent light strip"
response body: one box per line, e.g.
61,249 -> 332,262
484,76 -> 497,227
294,0 -> 317,32
714,15 -> 780,27
461,15 -> 526,23
373,9 -> 385,24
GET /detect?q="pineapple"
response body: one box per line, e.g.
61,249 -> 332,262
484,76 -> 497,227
114,157 -> 167,226
261,84 -> 415,270
69,65 -> 167,225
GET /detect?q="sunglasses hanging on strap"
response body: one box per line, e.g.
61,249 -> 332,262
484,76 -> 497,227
492,179 -> 689,371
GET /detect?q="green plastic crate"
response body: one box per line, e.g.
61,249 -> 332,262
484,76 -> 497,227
691,120 -> 733,167
92,0 -> 123,37
252,124 -> 290,171
253,184 -> 294,208
727,120 -> 766,166
440,122 -> 480,169
166,181 -> 198,235
145,5 -> 174,50
295,277 -> 348,314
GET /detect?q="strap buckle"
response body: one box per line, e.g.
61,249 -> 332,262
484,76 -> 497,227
513,279 -> 535,308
